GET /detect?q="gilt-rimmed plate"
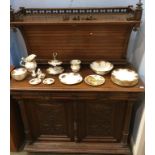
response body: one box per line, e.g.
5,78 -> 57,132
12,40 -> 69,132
84,75 -> 105,86
59,72 -> 83,85
111,68 -> 139,87
43,78 -> 55,85
29,78 -> 41,85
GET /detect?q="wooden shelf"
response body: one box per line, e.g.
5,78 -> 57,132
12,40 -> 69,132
10,65 -> 144,93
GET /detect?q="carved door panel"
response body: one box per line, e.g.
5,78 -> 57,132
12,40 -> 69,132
21,99 -> 74,142
77,99 -> 127,143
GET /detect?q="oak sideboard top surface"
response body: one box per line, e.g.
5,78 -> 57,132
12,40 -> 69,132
10,66 -> 144,93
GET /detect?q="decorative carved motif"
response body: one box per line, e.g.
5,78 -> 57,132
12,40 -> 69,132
127,2 -> 143,30
36,103 -> 67,135
11,6 -> 138,22
86,103 -> 113,136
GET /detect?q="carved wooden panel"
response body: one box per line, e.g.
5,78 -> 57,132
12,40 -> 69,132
86,102 -> 113,136
77,100 -> 126,142
37,103 -> 67,134
23,99 -> 74,142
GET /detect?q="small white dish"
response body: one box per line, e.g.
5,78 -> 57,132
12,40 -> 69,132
29,78 -> 41,85
59,72 -> 83,85
43,78 -> 55,85
84,75 -> 105,86
46,66 -> 64,75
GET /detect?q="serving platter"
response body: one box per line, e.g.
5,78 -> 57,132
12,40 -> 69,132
59,72 -> 83,85
84,75 -> 105,86
111,68 -> 139,87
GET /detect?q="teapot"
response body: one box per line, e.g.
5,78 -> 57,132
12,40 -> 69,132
20,54 -> 37,72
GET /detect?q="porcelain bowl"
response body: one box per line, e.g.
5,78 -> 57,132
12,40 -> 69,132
11,68 -> 27,81
90,60 -> 114,75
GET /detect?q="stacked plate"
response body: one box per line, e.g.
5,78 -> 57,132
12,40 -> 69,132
111,68 -> 139,87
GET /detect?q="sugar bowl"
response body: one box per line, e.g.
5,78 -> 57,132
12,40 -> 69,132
70,59 -> 81,72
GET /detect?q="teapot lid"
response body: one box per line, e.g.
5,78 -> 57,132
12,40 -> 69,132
25,54 -> 36,62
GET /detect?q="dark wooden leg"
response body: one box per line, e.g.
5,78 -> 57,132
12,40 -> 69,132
121,101 -> 134,145
10,97 -> 24,151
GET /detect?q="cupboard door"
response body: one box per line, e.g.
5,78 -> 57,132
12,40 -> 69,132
77,100 -> 127,143
20,99 -> 74,142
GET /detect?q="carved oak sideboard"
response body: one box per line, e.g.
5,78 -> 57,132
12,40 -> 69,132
11,4 -> 144,155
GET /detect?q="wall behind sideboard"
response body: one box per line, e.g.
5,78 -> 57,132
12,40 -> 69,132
11,0 -> 138,11
10,1 -> 145,155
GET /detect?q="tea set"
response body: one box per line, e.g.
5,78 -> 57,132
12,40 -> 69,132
11,52 -> 139,87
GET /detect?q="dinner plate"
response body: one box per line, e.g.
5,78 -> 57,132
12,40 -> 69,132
84,75 -> 105,86
29,78 -> 41,85
43,78 -> 55,85
59,72 -> 83,85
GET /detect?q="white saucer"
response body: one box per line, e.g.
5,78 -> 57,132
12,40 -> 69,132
29,78 -> 41,85
43,78 -> 55,85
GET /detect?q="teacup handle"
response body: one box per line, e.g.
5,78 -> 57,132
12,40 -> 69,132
20,57 -> 25,67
